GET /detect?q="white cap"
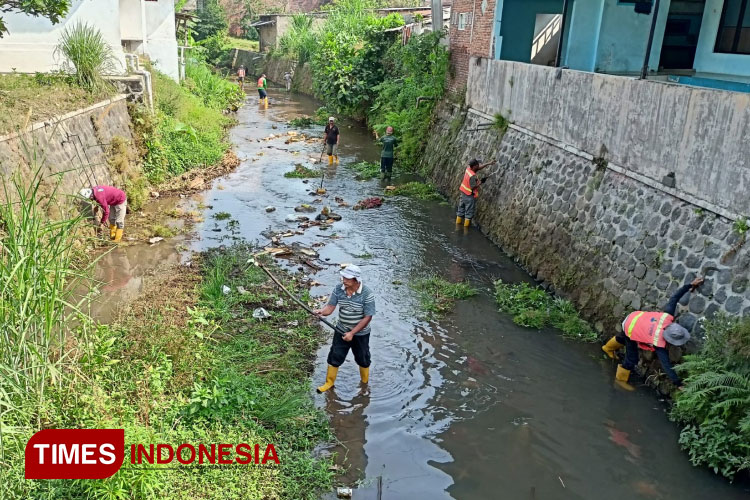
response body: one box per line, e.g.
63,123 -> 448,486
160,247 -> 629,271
340,264 -> 361,280
328,116 -> 335,122
79,188 -> 93,198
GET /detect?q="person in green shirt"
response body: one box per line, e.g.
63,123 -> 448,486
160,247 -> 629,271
377,126 -> 398,180
257,74 -> 268,106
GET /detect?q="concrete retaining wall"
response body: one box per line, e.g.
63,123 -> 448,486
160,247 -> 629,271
467,59 -> 750,218
232,51 -> 315,97
0,96 -> 138,202
422,95 -> 750,367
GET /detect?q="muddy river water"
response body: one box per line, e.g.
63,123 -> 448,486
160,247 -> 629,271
93,92 -> 749,499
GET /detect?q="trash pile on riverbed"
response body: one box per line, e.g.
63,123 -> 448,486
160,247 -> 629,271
353,197 -> 383,210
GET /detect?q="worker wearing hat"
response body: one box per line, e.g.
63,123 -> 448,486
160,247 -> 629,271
602,276 -> 704,387
80,185 -> 127,242
456,158 -> 496,228
323,116 -> 340,165
313,264 -> 376,392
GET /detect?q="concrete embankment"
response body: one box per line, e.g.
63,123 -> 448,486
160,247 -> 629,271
232,50 -> 314,96
422,59 -> 750,386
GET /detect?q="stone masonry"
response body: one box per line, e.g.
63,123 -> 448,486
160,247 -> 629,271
423,102 -> 750,347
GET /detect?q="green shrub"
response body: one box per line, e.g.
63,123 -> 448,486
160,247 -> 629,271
349,161 -> 380,180
55,21 -> 117,91
494,280 -> 597,342
278,14 -> 318,64
284,164 -> 320,178
671,315 -> 750,479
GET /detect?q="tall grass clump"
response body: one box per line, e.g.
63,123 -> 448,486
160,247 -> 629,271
55,22 -> 118,91
0,163 -> 95,494
184,60 -> 244,110
494,280 -> 598,342
278,14 -> 318,64
671,314 -> 750,479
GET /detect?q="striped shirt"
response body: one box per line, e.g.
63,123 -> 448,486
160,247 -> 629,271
327,283 -> 376,336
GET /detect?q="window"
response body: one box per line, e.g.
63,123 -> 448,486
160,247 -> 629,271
458,13 -> 467,30
715,0 -> 750,54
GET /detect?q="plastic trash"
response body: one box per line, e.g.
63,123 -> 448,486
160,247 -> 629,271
148,237 -> 164,244
222,285 -> 231,295
253,307 -> 271,320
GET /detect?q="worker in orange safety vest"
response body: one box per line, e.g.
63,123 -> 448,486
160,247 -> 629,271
602,276 -> 704,387
455,158 -> 496,227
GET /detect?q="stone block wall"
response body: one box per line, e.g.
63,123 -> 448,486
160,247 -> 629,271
422,102 -> 750,343
0,96 -> 137,204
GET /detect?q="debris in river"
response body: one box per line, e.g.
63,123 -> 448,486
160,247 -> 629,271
188,177 -> 205,190
285,164 -> 319,178
150,191 -> 160,198
353,197 -> 383,210
148,237 -> 164,245
295,204 -> 316,213
285,214 -> 309,222
265,206 -> 276,212
336,487 -> 352,499
385,185 -> 396,191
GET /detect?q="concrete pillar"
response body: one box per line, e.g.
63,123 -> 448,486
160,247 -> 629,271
432,0 -> 443,32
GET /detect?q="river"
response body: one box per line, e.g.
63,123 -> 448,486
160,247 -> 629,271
92,90 -> 750,500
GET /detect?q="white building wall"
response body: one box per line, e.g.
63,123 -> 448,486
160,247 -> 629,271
144,0 -> 179,81
0,0 -> 127,74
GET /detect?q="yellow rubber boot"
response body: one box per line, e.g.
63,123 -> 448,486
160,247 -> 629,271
615,365 -> 631,382
113,228 -> 124,243
109,224 -> 117,239
359,366 -> 369,384
463,218 -> 471,227
602,337 -> 624,360
328,155 -> 333,165
316,365 -> 338,393
334,155 -> 339,164
455,216 -> 463,225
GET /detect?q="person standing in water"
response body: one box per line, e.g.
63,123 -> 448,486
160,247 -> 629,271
376,126 -> 398,180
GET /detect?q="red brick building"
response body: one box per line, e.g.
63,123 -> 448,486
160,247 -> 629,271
448,0 -> 496,93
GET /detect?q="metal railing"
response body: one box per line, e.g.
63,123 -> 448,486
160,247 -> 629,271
531,15 -> 562,60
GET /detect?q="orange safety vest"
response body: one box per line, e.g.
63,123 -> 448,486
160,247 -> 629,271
257,77 -> 265,89
623,311 -> 673,351
459,167 -> 478,198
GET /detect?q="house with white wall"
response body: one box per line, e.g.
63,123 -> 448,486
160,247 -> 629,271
0,0 -> 179,81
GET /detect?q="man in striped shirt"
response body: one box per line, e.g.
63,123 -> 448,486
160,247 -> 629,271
313,264 -> 376,393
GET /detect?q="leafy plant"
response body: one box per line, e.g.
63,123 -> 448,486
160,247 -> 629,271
383,181 -> 443,200
492,113 -> 510,134
55,21 -> 118,91
184,60 -> 244,110
349,161 -> 380,180
411,275 -> 477,316
284,164 -> 320,178
0,0 -> 70,37
494,280 -> 598,342
193,0 -> 228,41
671,315 -> 750,479
734,217 -> 748,236
278,14 -> 318,64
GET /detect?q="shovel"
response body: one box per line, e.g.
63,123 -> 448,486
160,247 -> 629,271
248,257 -> 347,335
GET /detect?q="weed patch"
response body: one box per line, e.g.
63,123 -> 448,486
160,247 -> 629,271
384,181 -> 443,201
411,275 -> 477,317
284,164 -> 320,178
289,115 -> 327,128
349,161 -> 380,180
494,280 -> 598,342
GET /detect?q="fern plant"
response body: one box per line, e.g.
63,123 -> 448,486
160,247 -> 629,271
672,315 -> 750,479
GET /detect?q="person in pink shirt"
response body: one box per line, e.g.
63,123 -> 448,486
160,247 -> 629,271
80,185 -> 127,242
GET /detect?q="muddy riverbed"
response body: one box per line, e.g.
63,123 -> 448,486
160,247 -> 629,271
92,91 -> 750,499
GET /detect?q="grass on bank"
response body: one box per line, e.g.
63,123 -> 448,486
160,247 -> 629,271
411,275 -> 477,317
133,64 -> 241,184
494,280 -> 598,342
0,73 -> 113,135
384,181 -> 443,201
2,203 -> 334,498
227,36 -> 259,52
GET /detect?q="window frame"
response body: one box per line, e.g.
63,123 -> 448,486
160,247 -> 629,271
714,0 -> 750,55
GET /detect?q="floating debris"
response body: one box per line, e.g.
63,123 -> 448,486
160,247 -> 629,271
285,214 -> 310,222
265,206 -> 276,212
148,237 -> 164,245
295,204 -> 316,213
353,197 -> 383,210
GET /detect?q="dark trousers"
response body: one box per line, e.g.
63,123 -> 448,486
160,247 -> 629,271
616,334 -> 640,371
380,157 -> 394,173
327,331 -> 371,368
456,193 -> 477,219
258,88 -> 267,98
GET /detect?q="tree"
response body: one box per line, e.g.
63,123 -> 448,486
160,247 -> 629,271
193,0 -> 228,41
0,0 -> 70,37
